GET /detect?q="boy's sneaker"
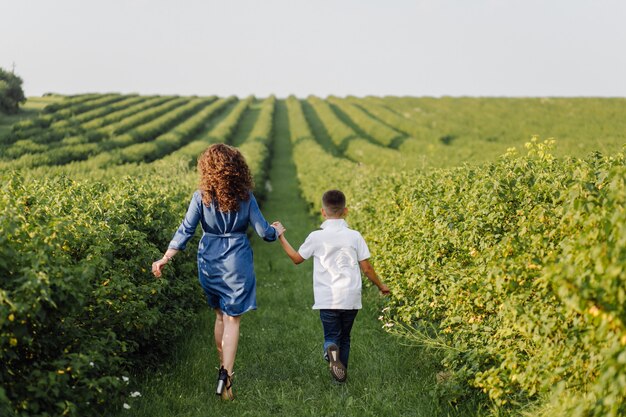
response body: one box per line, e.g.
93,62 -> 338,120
326,344 -> 347,382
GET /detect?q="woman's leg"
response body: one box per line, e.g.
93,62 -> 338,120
214,310 -> 240,399
221,313 -> 241,374
214,309 -> 224,365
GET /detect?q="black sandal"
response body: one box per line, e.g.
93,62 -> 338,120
216,366 -> 234,400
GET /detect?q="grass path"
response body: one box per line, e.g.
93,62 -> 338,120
119,101 -> 484,417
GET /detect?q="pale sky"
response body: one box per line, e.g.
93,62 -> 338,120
2,0 -> 625,98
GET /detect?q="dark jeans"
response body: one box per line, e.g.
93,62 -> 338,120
320,309 -> 359,368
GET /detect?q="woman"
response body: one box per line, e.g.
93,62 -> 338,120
152,143 -> 277,400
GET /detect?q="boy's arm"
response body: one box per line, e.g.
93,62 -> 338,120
278,235 -> 306,264
272,221 -> 305,265
359,259 -> 390,294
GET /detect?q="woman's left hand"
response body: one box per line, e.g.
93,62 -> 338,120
152,258 -> 168,277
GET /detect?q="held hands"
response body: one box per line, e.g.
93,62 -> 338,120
272,221 -> 286,236
271,221 -> 305,264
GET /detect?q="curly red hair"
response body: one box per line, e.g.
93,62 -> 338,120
197,143 -> 253,212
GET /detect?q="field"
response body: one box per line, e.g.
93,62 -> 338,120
1,94 -> 625,417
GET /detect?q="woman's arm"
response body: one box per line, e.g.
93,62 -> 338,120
168,192 -> 202,250
152,192 -> 201,277
152,248 -> 179,277
248,193 -> 277,242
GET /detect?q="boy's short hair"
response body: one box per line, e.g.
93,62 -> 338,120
322,190 -> 346,216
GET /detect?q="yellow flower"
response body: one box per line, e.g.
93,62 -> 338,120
8,314 -> 15,322
10,338 -> 18,347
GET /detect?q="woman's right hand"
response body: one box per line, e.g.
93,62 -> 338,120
152,258 -> 168,277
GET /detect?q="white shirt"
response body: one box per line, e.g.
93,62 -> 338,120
298,219 -> 371,309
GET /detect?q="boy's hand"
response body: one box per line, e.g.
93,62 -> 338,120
272,221 -> 286,236
379,283 -> 390,295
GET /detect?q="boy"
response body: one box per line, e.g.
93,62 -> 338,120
272,189 -> 389,382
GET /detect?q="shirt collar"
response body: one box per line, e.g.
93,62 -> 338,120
320,219 -> 348,230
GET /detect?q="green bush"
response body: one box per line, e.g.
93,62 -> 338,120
0,168 -> 203,416
348,139 -> 626,416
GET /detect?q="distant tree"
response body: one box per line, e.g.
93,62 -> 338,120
0,67 -> 26,114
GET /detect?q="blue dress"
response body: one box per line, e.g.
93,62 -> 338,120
168,191 -> 277,316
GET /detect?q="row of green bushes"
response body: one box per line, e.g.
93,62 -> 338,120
97,98 -> 232,166
50,95 -> 143,130
1,96 -> 181,160
346,96 -> 433,141
348,140 -> 626,416
305,96 -> 355,150
7,95 -> 125,142
155,96 -> 246,168
80,96 -> 172,132
284,96 -> 361,212
96,97 -> 192,137
5,94 -> 99,137
3,97 -> 151,159
41,95 -> 128,125
40,94 -> 104,115
207,96 -> 253,142
0,166 -> 203,416
238,96 -> 276,200
301,97 -> 406,170
327,96 -> 404,147
0,98 -> 209,170
7,97 -> 243,180
53,97 -> 175,150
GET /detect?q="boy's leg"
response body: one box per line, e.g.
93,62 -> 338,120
319,309 -> 342,358
338,310 -> 358,368
320,309 -> 347,382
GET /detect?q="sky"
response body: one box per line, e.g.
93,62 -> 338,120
2,0 -> 626,98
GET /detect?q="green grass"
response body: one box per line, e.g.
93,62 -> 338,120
115,100 -> 487,417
